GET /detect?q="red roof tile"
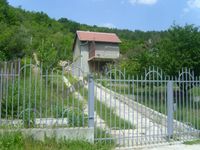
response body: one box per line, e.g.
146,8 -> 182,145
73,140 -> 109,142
76,31 -> 121,43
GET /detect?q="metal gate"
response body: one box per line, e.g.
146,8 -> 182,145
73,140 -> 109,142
92,67 -> 200,147
0,59 -> 199,147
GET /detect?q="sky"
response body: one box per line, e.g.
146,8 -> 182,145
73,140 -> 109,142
7,0 -> 200,31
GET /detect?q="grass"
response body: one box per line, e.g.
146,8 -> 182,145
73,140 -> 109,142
183,139 -> 200,145
0,131 -> 24,150
80,86 -> 134,130
95,99 -> 134,129
95,127 -> 115,146
0,131 -> 114,150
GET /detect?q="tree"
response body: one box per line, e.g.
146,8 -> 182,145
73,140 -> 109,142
154,25 -> 200,105
0,24 -> 29,59
37,40 -> 59,70
156,24 -> 200,76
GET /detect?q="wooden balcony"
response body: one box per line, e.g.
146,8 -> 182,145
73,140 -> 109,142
88,41 -> 120,61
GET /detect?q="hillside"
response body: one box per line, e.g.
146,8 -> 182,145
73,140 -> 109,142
1,0 -> 200,76
0,0 -> 165,65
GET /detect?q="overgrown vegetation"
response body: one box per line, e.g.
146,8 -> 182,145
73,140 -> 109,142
0,131 -> 114,150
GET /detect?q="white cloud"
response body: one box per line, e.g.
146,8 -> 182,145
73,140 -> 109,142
100,23 -> 116,28
129,0 -> 158,5
187,0 -> 200,9
182,0 -> 200,16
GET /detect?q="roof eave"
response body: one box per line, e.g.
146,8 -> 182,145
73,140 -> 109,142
79,40 -> 121,44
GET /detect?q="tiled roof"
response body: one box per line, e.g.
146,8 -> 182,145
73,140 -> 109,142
76,31 -> 121,43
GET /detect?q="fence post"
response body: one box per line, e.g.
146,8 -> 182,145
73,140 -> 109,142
88,74 -> 94,128
167,80 -> 174,139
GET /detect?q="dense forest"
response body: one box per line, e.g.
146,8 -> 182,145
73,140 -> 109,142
1,0 -> 200,76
